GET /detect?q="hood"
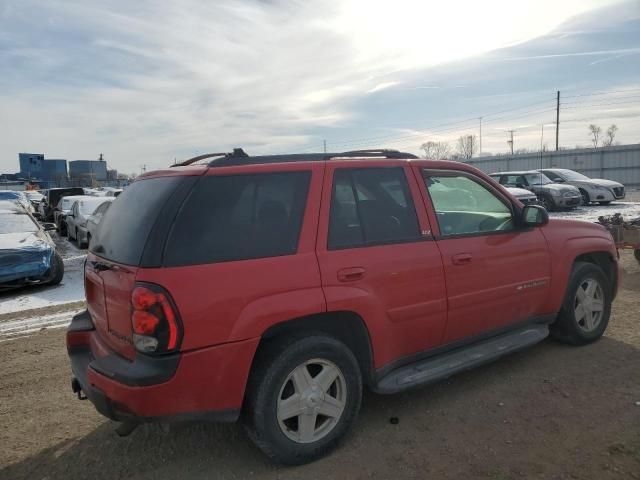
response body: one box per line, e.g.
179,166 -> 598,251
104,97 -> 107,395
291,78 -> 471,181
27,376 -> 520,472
0,231 -> 52,251
589,178 -> 623,188
545,183 -> 580,195
506,187 -> 535,198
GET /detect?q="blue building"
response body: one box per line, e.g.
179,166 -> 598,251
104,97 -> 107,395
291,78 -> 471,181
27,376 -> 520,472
69,160 -> 107,182
18,153 -> 68,186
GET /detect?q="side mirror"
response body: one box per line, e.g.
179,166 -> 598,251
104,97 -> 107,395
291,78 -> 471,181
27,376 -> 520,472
42,222 -> 57,231
522,205 -> 549,227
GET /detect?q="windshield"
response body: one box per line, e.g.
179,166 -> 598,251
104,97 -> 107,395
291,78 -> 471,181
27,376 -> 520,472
0,212 -> 39,234
524,173 -> 552,185
554,169 -> 590,181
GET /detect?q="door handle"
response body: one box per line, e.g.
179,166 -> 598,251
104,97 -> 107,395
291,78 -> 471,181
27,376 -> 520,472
451,253 -> 472,265
337,267 -> 365,282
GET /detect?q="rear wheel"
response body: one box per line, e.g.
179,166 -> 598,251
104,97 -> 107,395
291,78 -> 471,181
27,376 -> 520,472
551,262 -> 611,345
244,334 -> 362,465
78,231 -> 88,249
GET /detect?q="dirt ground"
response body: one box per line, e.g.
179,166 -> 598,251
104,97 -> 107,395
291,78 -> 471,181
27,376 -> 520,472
1,253 -> 639,480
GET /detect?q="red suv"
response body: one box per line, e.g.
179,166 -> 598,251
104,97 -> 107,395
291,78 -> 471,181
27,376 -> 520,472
67,149 -> 618,464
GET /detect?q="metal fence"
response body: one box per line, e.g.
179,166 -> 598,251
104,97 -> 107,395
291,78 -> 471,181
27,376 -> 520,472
465,143 -> 640,187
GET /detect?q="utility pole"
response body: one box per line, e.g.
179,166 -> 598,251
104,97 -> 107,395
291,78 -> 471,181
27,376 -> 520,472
507,130 -> 515,154
323,139 -> 327,154
478,117 -> 482,157
555,90 -> 560,151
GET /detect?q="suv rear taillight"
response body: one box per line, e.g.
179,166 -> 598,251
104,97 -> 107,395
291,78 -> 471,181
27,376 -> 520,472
131,283 -> 182,354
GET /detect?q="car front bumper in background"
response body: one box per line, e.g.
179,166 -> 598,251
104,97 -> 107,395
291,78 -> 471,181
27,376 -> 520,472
67,310 -> 259,423
0,248 -> 53,285
555,196 -> 581,208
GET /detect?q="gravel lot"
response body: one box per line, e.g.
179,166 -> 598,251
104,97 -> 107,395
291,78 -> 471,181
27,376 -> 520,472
1,201 -> 639,479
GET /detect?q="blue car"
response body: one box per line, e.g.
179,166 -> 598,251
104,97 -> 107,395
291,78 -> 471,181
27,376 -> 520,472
0,200 -> 64,290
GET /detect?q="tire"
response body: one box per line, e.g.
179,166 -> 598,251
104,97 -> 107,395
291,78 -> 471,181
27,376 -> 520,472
550,262 -> 611,345
243,334 -> 362,465
48,253 -> 64,286
599,201 -> 612,205
67,224 -> 74,241
538,195 -> 555,212
78,231 -> 88,249
634,249 -> 640,264
579,189 -> 590,206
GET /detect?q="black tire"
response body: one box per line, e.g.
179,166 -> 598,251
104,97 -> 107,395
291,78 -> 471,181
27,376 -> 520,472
579,189 -> 590,206
550,262 -> 611,345
634,249 -> 640,264
48,253 -> 64,286
538,195 -> 555,212
78,231 -> 88,249
599,201 -> 612,205
243,334 -> 362,465
67,224 -> 74,241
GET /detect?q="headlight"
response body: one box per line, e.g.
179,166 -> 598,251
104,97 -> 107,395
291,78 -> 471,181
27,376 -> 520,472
594,185 -> 608,191
562,191 -> 575,197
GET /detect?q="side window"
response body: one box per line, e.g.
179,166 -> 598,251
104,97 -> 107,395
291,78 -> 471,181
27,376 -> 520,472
502,175 -> 526,187
423,171 -> 514,237
328,167 -> 421,249
164,172 -> 311,266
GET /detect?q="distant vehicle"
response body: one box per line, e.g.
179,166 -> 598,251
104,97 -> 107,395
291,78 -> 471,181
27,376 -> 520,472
66,197 -> 115,248
54,195 -> 91,236
537,169 -> 625,205
505,186 -> 538,206
0,190 -> 34,213
0,200 -> 64,290
24,190 -> 45,208
489,171 -> 581,211
105,189 -> 123,197
85,200 -> 115,246
38,187 -> 86,221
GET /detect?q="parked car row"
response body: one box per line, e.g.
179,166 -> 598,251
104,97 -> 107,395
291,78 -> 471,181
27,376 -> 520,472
489,168 -> 625,211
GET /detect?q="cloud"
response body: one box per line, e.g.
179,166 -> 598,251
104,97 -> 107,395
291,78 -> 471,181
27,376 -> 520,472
0,0 -> 623,172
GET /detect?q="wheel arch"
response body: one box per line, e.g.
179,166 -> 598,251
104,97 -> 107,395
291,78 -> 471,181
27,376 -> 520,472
256,311 -> 375,386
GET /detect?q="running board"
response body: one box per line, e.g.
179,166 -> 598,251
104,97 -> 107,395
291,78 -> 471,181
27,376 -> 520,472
374,325 -> 549,394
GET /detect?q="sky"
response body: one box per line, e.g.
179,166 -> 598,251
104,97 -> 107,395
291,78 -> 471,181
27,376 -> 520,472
1,0 -> 639,174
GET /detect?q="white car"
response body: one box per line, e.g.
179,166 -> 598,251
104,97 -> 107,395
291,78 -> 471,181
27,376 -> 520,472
66,197 -> 115,248
537,169 -> 625,205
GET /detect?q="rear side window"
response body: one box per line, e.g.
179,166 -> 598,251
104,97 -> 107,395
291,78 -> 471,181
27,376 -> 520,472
328,168 -> 421,249
164,172 -> 311,266
90,177 -> 182,265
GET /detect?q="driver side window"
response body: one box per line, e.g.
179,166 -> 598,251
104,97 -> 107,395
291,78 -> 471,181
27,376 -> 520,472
424,171 -> 514,237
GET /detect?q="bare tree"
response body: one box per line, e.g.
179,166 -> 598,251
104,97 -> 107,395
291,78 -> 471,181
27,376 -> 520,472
421,141 -> 451,160
588,124 -> 602,148
603,124 -> 618,146
456,135 -> 477,159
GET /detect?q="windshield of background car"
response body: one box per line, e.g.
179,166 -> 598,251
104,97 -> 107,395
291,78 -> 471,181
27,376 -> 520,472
524,173 -> 552,185
555,169 -> 589,181
0,212 -> 39,234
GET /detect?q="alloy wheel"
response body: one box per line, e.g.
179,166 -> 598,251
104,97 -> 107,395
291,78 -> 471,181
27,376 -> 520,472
277,359 -> 347,444
574,278 -> 604,332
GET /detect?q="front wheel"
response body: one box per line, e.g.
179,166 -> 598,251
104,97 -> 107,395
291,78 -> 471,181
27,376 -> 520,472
580,189 -> 590,206
551,262 -> 611,345
244,335 -> 362,465
538,195 -> 555,212
48,253 -> 64,286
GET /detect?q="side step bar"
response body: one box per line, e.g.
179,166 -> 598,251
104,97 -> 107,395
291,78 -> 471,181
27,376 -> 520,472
374,325 -> 549,394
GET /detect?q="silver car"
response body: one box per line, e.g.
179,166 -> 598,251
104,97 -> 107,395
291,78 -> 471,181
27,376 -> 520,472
66,197 -> 114,248
85,200 -> 114,246
537,168 -> 625,205
490,171 -> 581,211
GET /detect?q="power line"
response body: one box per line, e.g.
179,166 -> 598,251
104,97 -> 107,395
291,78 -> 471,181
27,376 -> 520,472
562,88 -> 640,99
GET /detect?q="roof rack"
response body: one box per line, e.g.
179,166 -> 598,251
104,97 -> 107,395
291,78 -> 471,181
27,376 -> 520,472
172,148 -> 418,168
170,148 -> 248,167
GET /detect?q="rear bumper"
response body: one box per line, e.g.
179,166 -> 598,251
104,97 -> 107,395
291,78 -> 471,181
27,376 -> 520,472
67,310 -> 259,423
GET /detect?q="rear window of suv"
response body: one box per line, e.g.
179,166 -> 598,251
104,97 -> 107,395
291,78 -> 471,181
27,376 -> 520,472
90,176 -> 182,265
163,171 -> 311,266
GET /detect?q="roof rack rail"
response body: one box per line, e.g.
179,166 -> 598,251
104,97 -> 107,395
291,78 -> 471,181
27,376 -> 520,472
325,149 -> 418,160
170,148 -> 248,167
